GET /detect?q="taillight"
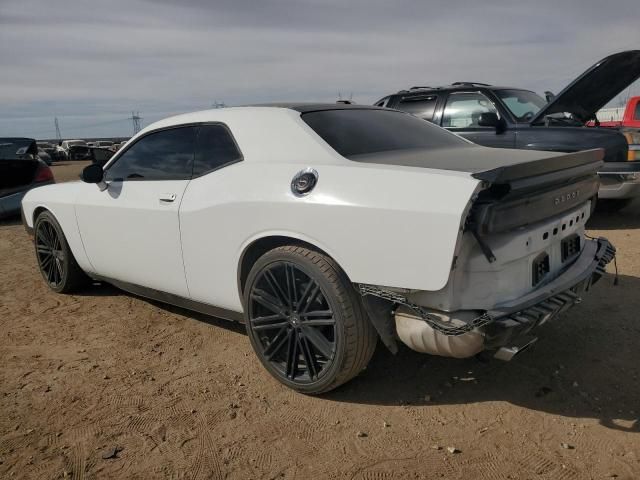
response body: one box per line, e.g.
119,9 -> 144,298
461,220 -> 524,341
623,131 -> 640,161
34,165 -> 54,183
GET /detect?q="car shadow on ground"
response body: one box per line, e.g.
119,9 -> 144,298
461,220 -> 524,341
326,273 -> 640,433
588,199 -> 640,230
0,217 -> 22,227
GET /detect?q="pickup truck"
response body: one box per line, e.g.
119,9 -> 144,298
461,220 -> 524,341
596,96 -> 640,130
591,96 -> 640,166
377,50 -> 640,210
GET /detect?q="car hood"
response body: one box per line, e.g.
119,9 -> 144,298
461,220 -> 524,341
531,50 -> 640,125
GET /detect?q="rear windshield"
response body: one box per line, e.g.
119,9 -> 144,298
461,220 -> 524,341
0,138 -> 37,160
301,109 -> 468,158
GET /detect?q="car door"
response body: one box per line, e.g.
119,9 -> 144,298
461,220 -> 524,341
179,123 -> 244,309
440,91 -> 516,148
75,126 -> 197,298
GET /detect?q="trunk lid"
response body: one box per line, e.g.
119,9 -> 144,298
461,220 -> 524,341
530,50 -> 640,125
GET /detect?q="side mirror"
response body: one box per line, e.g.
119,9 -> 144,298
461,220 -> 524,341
81,163 -> 104,184
478,112 -> 507,134
478,112 -> 499,127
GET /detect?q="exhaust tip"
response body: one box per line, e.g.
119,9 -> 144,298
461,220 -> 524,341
494,336 -> 538,362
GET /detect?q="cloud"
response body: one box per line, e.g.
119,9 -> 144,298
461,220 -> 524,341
1,0 -> 639,138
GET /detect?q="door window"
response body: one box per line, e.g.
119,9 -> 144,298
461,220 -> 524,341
105,126 -> 197,181
193,124 -> 242,177
397,95 -> 438,121
441,92 -> 497,128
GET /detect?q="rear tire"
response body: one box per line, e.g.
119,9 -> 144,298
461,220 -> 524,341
243,245 -> 377,394
34,211 -> 89,293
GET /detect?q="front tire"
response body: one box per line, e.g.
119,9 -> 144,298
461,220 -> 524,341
244,245 -> 377,394
34,211 -> 88,293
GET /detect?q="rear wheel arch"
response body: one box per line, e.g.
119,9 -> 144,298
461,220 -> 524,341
238,235 -> 337,299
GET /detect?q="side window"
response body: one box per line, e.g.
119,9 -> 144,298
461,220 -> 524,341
193,124 -> 242,177
397,95 -> 438,121
374,96 -> 390,108
635,102 -> 640,121
105,126 -> 196,181
441,92 -> 497,128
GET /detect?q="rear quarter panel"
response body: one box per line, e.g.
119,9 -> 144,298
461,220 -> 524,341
180,160 -> 481,312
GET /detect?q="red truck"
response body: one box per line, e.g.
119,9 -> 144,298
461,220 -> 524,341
592,96 -> 640,162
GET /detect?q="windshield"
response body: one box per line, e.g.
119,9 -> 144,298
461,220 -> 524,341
301,108 -> 469,158
67,140 -> 86,147
495,89 -> 547,123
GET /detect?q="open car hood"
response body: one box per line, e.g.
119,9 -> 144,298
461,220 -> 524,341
531,50 -> 640,125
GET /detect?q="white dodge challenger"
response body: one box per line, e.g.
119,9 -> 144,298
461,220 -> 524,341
21,104 -> 615,393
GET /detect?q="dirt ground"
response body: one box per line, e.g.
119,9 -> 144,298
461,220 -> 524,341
1,161 -> 639,479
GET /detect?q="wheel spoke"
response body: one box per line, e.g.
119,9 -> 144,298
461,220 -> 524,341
252,320 -> 290,332
263,326 -> 291,360
301,325 -> 334,359
264,270 -> 289,308
286,264 -> 298,309
251,313 -> 287,326
40,253 -> 53,268
37,246 -> 52,255
45,257 -> 56,282
299,283 -> 320,314
55,257 -> 64,283
251,289 -> 285,315
36,228 -> 50,248
285,330 -> 299,379
299,332 -> 319,379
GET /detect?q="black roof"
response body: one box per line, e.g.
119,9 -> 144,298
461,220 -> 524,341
249,103 -> 384,113
395,83 -> 524,95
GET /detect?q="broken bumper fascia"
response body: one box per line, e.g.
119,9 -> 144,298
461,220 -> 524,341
483,237 -> 616,349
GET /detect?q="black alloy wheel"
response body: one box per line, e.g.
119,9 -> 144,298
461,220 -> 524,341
36,217 -> 66,289
244,245 -> 377,394
34,211 -> 88,293
248,261 -> 337,383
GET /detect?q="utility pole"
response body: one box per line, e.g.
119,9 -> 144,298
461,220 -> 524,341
129,111 -> 142,135
54,117 -> 62,142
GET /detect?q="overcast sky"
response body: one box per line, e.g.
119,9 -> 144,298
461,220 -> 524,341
1,0 -> 639,139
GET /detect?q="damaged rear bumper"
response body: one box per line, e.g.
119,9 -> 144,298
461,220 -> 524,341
360,237 -> 615,358
483,237 -> 615,350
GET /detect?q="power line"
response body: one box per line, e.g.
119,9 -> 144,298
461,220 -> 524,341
54,117 -> 62,142
129,111 -> 142,135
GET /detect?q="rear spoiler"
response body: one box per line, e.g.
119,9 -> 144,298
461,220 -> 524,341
467,149 -> 603,262
471,149 -> 604,186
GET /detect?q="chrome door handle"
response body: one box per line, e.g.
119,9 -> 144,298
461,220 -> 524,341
159,193 -> 177,202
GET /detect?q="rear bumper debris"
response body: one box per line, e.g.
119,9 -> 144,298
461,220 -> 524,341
483,237 -> 615,349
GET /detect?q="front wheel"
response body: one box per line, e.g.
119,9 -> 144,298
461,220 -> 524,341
34,211 -> 89,293
243,245 -> 377,394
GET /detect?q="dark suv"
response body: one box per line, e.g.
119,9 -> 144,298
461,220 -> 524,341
376,50 -> 640,208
